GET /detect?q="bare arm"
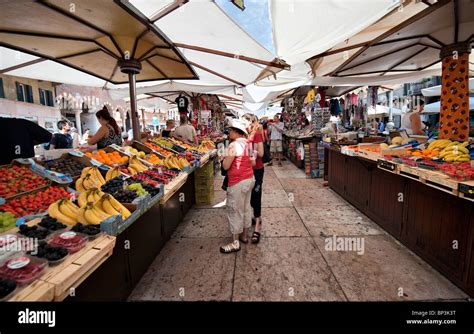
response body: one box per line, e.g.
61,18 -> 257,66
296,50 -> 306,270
222,142 -> 236,170
410,113 -> 424,135
87,126 -> 108,145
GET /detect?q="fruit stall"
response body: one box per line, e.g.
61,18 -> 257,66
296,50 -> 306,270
0,137 -> 218,301
324,138 -> 474,297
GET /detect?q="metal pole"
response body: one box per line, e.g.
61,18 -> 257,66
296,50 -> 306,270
388,90 -> 393,122
141,108 -> 146,131
128,72 -> 140,141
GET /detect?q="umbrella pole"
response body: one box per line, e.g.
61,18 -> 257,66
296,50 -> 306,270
128,72 -> 140,142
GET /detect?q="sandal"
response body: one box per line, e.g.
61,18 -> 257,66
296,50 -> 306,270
220,241 -> 240,253
251,232 -> 261,244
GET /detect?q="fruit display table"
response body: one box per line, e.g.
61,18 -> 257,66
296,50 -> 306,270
0,139 -> 216,301
327,147 -> 474,297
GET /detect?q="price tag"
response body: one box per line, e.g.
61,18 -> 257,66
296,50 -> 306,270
0,198 -> 5,205
90,159 -> 102,167
68,150 -> 84,157
14,158 -> 35,165
158,167 -> 163,174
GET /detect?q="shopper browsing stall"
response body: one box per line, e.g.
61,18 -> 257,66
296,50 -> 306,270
50,121 -> 73,149
242,114 -> 265,244
174,115 -> 198,144
268,115 -> 284,167
161,120 -> 175,138
220,119 -> 255,254
0,117 -> 52,165
87,106 -> 123,149
401,100 -> 426,135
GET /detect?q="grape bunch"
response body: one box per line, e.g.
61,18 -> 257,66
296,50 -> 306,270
127,183 -> 149,196
101,176 -> 126,194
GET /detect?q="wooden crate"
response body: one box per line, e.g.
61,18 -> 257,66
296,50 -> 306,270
160,173 -> 188,204
420,170 -> 459,196
39,234 -> 116,301
399,164 -> 422,180
7,279 -> 55,302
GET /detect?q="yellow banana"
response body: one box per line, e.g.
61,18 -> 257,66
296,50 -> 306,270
93,167 -> 106,185
106,168 -> 117,181
128,166 -> 138,175
83,205 -> 104,225
75,178 -> 85,192
48,201 -> 77,225
108,196 -> 131,219
76,207 -> 88,225
59,199 -> 79,219
81,167 -> 94,178
101,195 -> 120,216
77,191 -> 89,208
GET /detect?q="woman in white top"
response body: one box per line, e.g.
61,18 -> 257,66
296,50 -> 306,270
401,101 -> 426,135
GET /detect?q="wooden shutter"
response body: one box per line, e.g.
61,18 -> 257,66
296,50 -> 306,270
26,85 -> 34,103
0,78 -> 4,98
39,88 -> 46,105
16,82 -> 24,101
46,90 -> 54,106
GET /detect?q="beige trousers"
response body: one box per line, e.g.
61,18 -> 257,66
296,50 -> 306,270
226,177 -> 255,235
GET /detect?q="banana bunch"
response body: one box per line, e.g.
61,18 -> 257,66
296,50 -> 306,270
48,199 -> 80,225
81,166 -> 106,184
440,141 -> 470,162
75,173 -> 104,192
77,202 -> 114,225
77,188 -> 105,207
200,140 -> 215,150
427,139 -> 452,151
97,194 -> 131,220
106,167 -> 121,181
128,156 -> 148,175
163,155 -> 183,170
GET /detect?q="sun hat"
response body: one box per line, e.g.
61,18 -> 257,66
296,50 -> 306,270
228,119 -> 249,136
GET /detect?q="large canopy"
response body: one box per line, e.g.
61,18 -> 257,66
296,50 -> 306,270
0,0 -> 197,83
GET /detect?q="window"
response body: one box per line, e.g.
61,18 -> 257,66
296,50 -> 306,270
39,89 -> 54,106
0,78 -> 4,98
15,82 -> 33,103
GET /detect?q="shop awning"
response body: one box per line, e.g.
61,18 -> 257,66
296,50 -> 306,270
131,0 -> 288,86
0,0 -> 197,83
422,78 -> 474,96
307,0 -> 474,77
423,97 -> 474,114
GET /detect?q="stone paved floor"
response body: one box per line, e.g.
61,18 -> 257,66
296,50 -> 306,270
129,160 -> 468,301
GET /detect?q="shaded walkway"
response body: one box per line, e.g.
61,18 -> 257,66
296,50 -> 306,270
129,161 -> 468,301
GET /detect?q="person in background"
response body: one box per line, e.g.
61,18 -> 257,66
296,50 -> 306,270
220,119 -> 255,253
378,119 -> 385,132
174,115 -> 198,144
0,117 -> 52,164
87,106 -> 122,149
70,127 -> 80,148
50,120 -> 73,149
80,128 -> 90,145
161,120 -> 175,138
242,113 -> 265,244
268,115 -> 284,167
372,118 -> 379,131
401,100 -> 426,135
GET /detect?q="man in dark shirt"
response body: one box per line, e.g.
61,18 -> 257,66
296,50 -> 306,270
0,117 -> 52,164
50,120 -> 73,149
175,93 -> 189,116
